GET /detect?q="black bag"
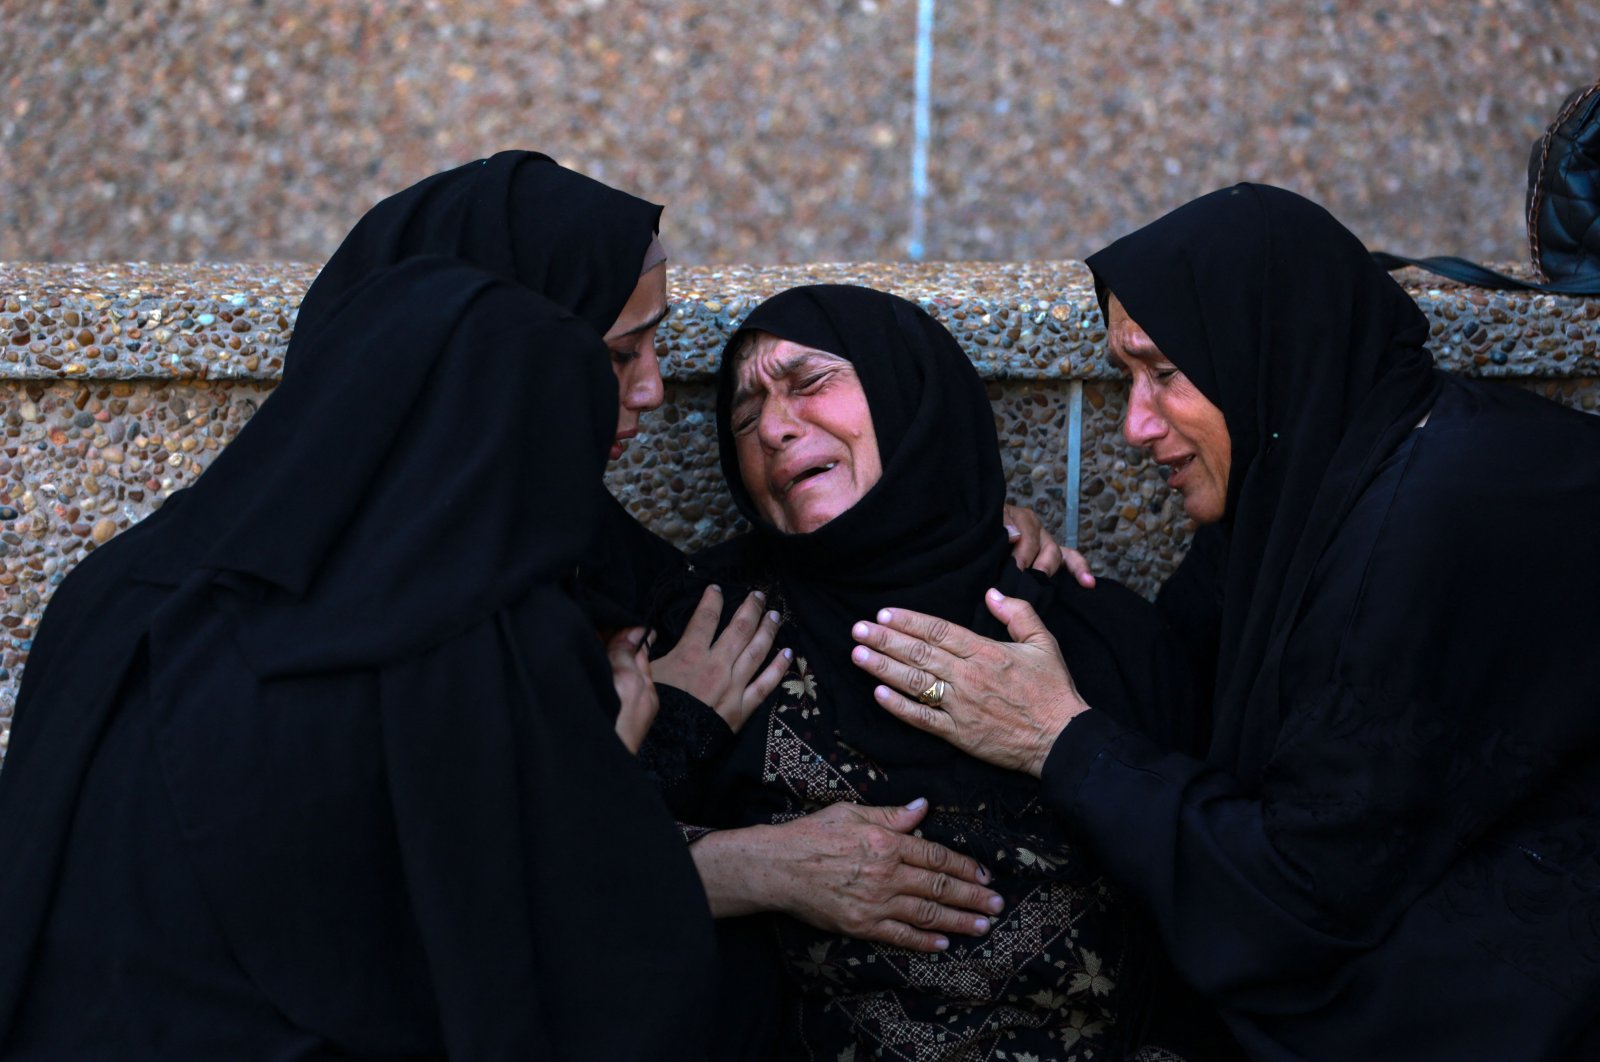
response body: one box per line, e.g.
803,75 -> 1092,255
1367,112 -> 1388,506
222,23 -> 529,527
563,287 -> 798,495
1373,80 -> 1600,295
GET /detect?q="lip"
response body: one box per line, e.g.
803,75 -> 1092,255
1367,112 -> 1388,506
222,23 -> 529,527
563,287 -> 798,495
772,457 -> 842,497
610,429 -> 638,461
1159,453 -> 1195,489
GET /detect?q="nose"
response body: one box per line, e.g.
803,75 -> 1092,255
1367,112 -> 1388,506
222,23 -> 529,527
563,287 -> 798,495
1122,381 -> 1167,449
755,393 -> 803,449
621,348 -> 665,412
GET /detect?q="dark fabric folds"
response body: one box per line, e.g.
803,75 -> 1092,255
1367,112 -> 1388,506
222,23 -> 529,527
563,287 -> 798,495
1056,183 -> 1600,1056
0,260 -> 715,1058
1087,182 -> 1440,782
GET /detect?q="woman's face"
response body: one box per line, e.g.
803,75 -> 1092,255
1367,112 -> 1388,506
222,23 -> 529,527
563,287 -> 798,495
601,262 -> 669,461
729,334 -> 883,534
1107,294 -> 1233,524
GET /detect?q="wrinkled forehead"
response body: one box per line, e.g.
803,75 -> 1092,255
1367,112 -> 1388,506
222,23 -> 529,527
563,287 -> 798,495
729,332 -> 850,399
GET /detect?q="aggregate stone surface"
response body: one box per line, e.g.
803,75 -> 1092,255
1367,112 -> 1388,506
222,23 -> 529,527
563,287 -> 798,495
0,259 -> 1596,757
3,1 -> 1597,267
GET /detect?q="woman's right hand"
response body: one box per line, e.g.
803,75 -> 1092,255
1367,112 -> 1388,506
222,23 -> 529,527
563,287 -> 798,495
689,799 -> 1003,953
652,584 -> 790,732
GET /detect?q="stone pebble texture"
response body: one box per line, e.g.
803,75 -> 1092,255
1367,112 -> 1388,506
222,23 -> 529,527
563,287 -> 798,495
2,1 -> 1598,265
0,260 -> 1597,761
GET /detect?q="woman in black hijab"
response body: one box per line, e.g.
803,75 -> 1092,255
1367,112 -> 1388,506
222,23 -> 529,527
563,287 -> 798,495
852,184 -> 1600,1058
654,285 -> 1195,1058
0,175 -> 719,1054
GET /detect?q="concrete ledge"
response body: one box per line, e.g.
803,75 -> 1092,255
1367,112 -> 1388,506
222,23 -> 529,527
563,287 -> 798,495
1,261 -> 1596,753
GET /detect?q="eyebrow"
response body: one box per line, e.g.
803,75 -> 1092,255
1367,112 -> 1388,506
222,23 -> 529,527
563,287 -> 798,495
731,350 -> 830,409
609,302 -> 672,341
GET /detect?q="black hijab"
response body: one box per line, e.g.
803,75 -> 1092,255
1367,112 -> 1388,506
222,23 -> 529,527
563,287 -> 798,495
1086,183 -> 1442,781
287,148 -> 680,626
293,149 -> 661,346
0,261 -> 714,1052
715,285 -> 1014,778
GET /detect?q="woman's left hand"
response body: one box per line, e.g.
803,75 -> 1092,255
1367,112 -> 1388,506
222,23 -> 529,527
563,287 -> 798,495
849,588 -> 1090,777
1002,503 -> 1096,587
607,626 -> 659,754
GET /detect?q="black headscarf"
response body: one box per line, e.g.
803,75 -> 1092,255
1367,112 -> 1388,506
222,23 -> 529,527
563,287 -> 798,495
713,285 -> 1014,779
1086,183 -> 1442,781
0,264 -> 713,1054
293,149 -> 661,346
288,148 -> 681,627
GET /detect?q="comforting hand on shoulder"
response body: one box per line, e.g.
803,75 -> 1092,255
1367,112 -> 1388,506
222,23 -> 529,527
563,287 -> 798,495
1001,503 -> 1095,587
651,584 -> 791,732
849,588 -> 1089,777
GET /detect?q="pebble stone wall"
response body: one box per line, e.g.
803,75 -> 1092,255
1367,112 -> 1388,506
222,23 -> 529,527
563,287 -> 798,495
0,260 -> 1595,758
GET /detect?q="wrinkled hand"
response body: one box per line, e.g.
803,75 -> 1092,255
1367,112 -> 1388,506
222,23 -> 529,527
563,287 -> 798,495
849,588 -> 1089,777
1002,503 -> 1095,587
652,584 -> 791,732
608,627 -> 658,754
690,799 -> 1003,953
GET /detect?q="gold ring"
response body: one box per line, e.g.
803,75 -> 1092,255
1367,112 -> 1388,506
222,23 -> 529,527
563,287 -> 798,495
916,679 -> 947,707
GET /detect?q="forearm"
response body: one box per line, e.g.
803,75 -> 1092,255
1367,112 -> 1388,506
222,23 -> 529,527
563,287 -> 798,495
689,825 -> 790,919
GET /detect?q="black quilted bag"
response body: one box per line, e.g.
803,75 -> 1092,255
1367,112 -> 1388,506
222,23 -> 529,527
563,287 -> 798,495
1374,79 -> 1600,295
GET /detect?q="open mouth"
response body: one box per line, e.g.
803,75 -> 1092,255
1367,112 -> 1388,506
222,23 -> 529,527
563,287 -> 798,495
782,462 -> 838,495
1164,455 -> 1195,485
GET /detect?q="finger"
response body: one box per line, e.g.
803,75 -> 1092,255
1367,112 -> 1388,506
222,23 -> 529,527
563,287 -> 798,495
713,590 -> 768,660
884,889 -> 999,936
865,919 -> 951,954
873,683 -> 958,741
729,608 -> 781,686
984,588 -> 1058,650
862,606 -> 984,659
850,643 -> 938,705
897,834 -> 993,889
853,796 -> 934,836
1031,535 -> 1064,576
739,645 -> 792,715
851,619 -> 960,675
1004,522 -> 1040,568
606,626 -> 648,667
682,584 -> 725,642
1063,547 -> 1097,588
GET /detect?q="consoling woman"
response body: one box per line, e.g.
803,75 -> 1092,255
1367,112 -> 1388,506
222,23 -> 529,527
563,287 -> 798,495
653,284 -> 1203,1058
851,184 -> 1600,1058
0,157 -> 721,1058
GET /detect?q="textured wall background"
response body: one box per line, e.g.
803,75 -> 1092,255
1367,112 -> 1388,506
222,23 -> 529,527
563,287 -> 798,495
3,0 -> 1597,265
1,259 -> 1596,758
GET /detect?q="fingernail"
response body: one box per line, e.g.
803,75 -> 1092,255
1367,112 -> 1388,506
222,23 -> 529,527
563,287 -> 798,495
986,588 -> 1004,603
877,608 -> 892,623
905,797 -> 927,811
977,864 -> 992,882
852,621 -> 870,639
782,647 -> 794,660
987,895 -> 1004,914
1004,523 -> 1020,539
851,646 -> 871,664
874,685 -> 893,703
752,589 -> 766,602
934,937 -> 949,951
767,610 -> 781,623
708,583 -> 721,593
973,917 -> 991,934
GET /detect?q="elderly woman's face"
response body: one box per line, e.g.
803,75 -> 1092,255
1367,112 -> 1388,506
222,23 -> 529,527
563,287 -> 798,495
601,262 -> 669,462
1107,294 -> 1232,524
730,334 -> 883,534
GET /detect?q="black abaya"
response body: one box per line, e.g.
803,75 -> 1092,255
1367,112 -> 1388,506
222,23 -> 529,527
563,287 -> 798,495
0,260 -> 716,1058
1039,184 -> 1600,1058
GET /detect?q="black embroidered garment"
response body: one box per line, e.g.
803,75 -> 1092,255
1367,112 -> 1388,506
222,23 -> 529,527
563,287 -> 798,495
1040,184 -> 1600,1058
657,285 -> 1194,1059
0,260 -> 716,1058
